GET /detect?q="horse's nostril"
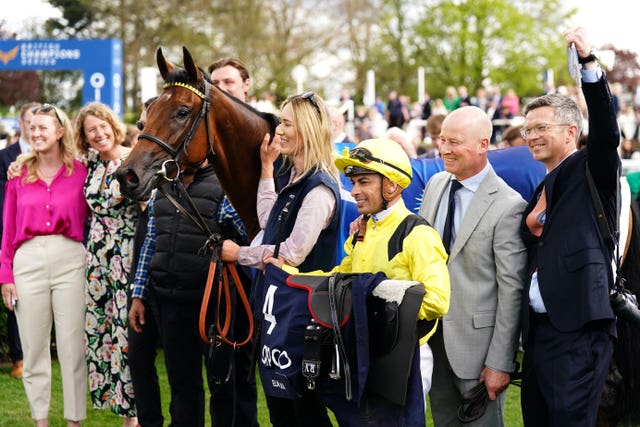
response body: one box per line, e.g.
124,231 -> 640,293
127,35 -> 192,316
125,170 -> 139,185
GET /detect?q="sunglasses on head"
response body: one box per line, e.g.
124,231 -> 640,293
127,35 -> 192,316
300,90 -> 321,116
348,147 -> 411,180
33,103 -> 64,127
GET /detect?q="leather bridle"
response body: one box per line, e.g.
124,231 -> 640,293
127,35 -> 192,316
138,80 -> 215,182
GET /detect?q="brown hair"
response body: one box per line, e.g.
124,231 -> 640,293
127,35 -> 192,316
502,125 -> 523,144
19,101 -> 42,120
207,57 -> 250,81
426,114 -> 446,134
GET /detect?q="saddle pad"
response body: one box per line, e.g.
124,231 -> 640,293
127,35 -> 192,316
367,283 -> 425,406
286,274 -> 355,329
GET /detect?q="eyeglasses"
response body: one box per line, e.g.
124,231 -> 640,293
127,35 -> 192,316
300,91 -> 321,116
348,146 -> 412,180
33,103 -> 64,127
520,123 -> 570,140
136,120 -> 145,131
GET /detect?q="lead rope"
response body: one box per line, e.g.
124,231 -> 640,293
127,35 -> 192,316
157,184 -> 254,347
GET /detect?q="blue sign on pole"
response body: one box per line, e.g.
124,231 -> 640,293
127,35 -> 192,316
0,39 -> 123,117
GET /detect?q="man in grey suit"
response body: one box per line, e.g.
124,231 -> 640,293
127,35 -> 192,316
419,106 -> 526,426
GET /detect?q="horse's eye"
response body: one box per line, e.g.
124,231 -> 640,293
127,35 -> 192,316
176,107 -> 191,119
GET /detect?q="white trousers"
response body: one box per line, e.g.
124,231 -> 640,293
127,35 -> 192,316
420,342 -> 434,398
14,235 -> 87,421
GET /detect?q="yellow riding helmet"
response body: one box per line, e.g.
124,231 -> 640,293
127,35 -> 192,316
335,137 -> 413,188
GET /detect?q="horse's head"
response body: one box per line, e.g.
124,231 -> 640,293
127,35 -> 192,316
115,46 -> 278,239
116,46 -> 214,201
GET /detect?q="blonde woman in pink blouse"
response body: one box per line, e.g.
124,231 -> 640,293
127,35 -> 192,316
0,104 -> 89,427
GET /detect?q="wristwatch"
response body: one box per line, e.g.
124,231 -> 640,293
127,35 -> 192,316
578,49 -> 599,65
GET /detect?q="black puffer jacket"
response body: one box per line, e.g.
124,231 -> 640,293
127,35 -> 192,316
150,165 -> 228,302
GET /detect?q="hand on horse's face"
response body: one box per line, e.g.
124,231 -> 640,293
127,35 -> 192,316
222,239 -> 240,262
261,132 -> 281,168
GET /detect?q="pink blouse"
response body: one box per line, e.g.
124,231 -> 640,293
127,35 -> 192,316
0,160 -> 89,283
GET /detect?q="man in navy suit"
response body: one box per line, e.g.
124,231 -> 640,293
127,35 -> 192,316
0,101 -> 39,379
519,28 -> 618,426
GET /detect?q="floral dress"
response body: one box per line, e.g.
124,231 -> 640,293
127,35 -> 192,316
84,149 -> 138,417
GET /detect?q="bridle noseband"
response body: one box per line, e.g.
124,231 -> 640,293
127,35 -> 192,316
138,80 -> 215,181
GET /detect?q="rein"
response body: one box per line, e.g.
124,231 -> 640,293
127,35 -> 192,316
158,183 -> 253,348
148,79 -> 254,349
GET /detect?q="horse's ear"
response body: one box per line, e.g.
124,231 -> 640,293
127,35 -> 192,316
182,46 -> 202,82
157,47 -> 174,81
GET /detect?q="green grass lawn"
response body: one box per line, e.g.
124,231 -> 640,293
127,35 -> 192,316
0,352 -> 524,426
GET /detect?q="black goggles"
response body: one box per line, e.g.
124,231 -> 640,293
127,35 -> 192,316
347,147 -> 411,180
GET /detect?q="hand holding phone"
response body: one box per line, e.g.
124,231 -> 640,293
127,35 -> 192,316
568,43 -> 581,87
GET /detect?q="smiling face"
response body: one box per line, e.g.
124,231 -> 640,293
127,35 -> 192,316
439,107 -> 490,180
350,173 -> 384,215
30,114 -> 63,156
275,103 -> 300,157
82,114 -> 118,158
523,106 -> 577,170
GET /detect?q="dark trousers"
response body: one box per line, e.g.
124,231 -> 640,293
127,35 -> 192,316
7,309 -> 22,362
157,297 -> 258,427
208,287 -> 259,427
128,297 -> 164,427
316,345 -> 426,427
521,313 -> 614,427
265,392 -> 333,427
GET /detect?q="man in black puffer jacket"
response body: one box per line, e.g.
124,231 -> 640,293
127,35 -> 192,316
129,162 -> 258,427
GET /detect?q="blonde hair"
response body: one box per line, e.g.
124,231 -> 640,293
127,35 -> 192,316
74,102 -> 125,154
18,104 -> 77,184
279,93 -> 339,182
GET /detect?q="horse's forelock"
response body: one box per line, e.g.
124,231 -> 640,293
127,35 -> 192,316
163,67 -> 208,94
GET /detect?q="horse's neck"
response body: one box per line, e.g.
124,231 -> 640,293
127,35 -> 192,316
209,94 -> 266,240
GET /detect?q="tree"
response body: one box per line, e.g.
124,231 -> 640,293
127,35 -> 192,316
412,0 -> 574,99
0,21 -> 42,107
1,0 -> 617,115
603,45 -> 640,93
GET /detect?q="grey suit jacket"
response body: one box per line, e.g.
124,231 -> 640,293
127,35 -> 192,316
419,166 -> 526,379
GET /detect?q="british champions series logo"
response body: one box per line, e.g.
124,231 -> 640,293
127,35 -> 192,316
0,42 -> 81,67
0,46 -> 19,65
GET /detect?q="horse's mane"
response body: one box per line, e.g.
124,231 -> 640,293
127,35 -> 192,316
164,66 -> 279,134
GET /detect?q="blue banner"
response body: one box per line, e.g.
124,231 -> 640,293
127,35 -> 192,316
0,39 -> 123,117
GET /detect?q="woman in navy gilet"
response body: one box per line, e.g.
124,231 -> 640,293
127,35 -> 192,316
222,92 -> 341,427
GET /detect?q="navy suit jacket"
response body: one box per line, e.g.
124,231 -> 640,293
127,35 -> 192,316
520,76 -> 619,341
0,142 -> 22,239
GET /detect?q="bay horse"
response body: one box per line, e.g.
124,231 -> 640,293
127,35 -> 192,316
115,46 -> 279,240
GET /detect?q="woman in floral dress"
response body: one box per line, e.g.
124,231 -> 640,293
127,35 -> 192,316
74,102 -> 139,427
